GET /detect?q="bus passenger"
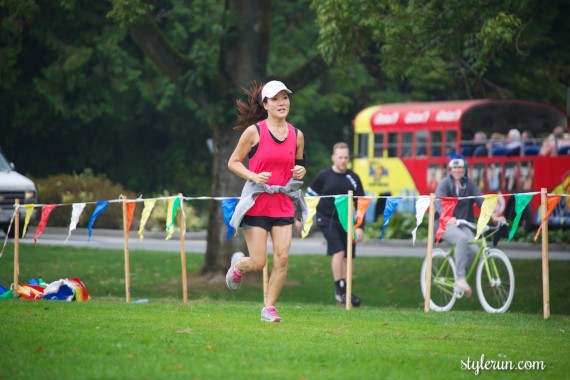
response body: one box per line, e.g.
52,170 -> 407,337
435,156 -> 505,297
307,142 -> 365,307
540,126 -> 570,156
505,129 -> 522,155
472,131 -> 488,156
487,132 -> 506,156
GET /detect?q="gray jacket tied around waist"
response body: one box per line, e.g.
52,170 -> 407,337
229,178 -> 308,235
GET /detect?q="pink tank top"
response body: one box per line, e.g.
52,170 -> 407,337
246,120 -> 297,217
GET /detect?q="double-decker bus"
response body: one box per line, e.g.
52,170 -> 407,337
352,99 -> 570,229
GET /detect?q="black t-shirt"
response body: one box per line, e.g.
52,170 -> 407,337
307,167 -> 365,226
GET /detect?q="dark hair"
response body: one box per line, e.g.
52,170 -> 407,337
234,81 -> 267,131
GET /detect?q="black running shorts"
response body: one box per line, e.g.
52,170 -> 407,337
241,215 -> 294,231
319,221 -> 356,257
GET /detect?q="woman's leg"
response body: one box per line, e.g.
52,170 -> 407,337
265,224 -> 292,307
238,227 -> 269,272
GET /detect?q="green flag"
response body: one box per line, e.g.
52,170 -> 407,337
334,196 -> 349,233
508,193 -> 533,241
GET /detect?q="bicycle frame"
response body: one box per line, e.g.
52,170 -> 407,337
431,221 -> 508,296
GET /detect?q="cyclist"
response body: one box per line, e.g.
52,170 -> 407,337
434,155 -> 505,297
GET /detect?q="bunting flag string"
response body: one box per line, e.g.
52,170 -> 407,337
508,194 -> 533,241
474,195 -> 499,239
301,197 -> 320,239
0,209 -> 17,257
411,196 -> 430,246
2,191 -> 567,245
380,197 -> 401,240
534,195 -> 562,242
435,197 -> 459,244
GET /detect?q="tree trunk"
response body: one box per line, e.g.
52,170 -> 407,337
201,0 -> 271,276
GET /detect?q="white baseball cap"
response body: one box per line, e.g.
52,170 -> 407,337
261,80 -> 292,100
448,158 -> 465,168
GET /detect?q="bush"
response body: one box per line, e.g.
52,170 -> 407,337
365,212 -> 429,240
35,171 -> 207,231
35,171 -> 136,229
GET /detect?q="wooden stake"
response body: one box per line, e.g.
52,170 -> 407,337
346,190 -> 354,311
121,195 -> 131,303
13,199 -> 20,299
424,194 -> 436,312
540,188 -> 550,320
178,194 -> 188,304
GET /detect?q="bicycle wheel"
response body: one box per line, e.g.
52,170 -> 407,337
476,248 -> 515,313
421,248 -> 457,312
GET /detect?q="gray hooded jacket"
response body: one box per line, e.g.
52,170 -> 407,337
229,178 -> 308,235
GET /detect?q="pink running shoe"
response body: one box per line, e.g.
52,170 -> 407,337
260,306 -> 282,322
225,252 -> 245,291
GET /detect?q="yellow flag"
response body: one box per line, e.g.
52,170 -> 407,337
301,197 -> 321,239
475,195 -> 498,239
138,199 -> 157,240
165,198 -> 175,240
22,204 -> 35,238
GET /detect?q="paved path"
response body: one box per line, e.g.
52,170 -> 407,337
8,227 -> 569,261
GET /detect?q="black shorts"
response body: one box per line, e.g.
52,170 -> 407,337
319,221 -> 356,257
241,215 -> 294,231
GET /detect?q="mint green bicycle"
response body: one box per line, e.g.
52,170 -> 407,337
420,219 -> 514,313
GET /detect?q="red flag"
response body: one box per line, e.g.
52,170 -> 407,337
126,201 -> 136,232
34,204 -> 58,244
534,195 -> 561,241
354,197 -> 371,229
435,197 -> 458,244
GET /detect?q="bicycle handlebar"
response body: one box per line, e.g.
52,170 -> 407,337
455,219 -> 509,240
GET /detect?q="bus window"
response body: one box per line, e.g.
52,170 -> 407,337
373,132 -> 384,158
416,130 -> 427,156
357,133 -> 369,158
388,132 -> 398,157
446,130 -> 457,156
520,161 -> 534,192
487,163 -> 501,191
504,162 -> 519,192
431,131 -> 442,156
427,164 -> 442,193
472,163 -> 485,190
402,132 -> 412,157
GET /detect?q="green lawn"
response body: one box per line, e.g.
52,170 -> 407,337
0,244 -> 568,379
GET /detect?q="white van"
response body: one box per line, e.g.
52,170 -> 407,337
0,149 -> 37,236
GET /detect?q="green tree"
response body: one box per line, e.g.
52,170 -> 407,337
312,0 -> 570,107
107,0 -> 333,276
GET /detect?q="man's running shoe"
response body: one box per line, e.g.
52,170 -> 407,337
225,251 -> 245,291
260,306 -> 282,322
335,292 -> 362,307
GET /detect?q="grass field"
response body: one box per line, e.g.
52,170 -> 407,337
0,244 -> 569,379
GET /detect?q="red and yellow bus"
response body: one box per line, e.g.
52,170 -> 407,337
352,99 -> 570,229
